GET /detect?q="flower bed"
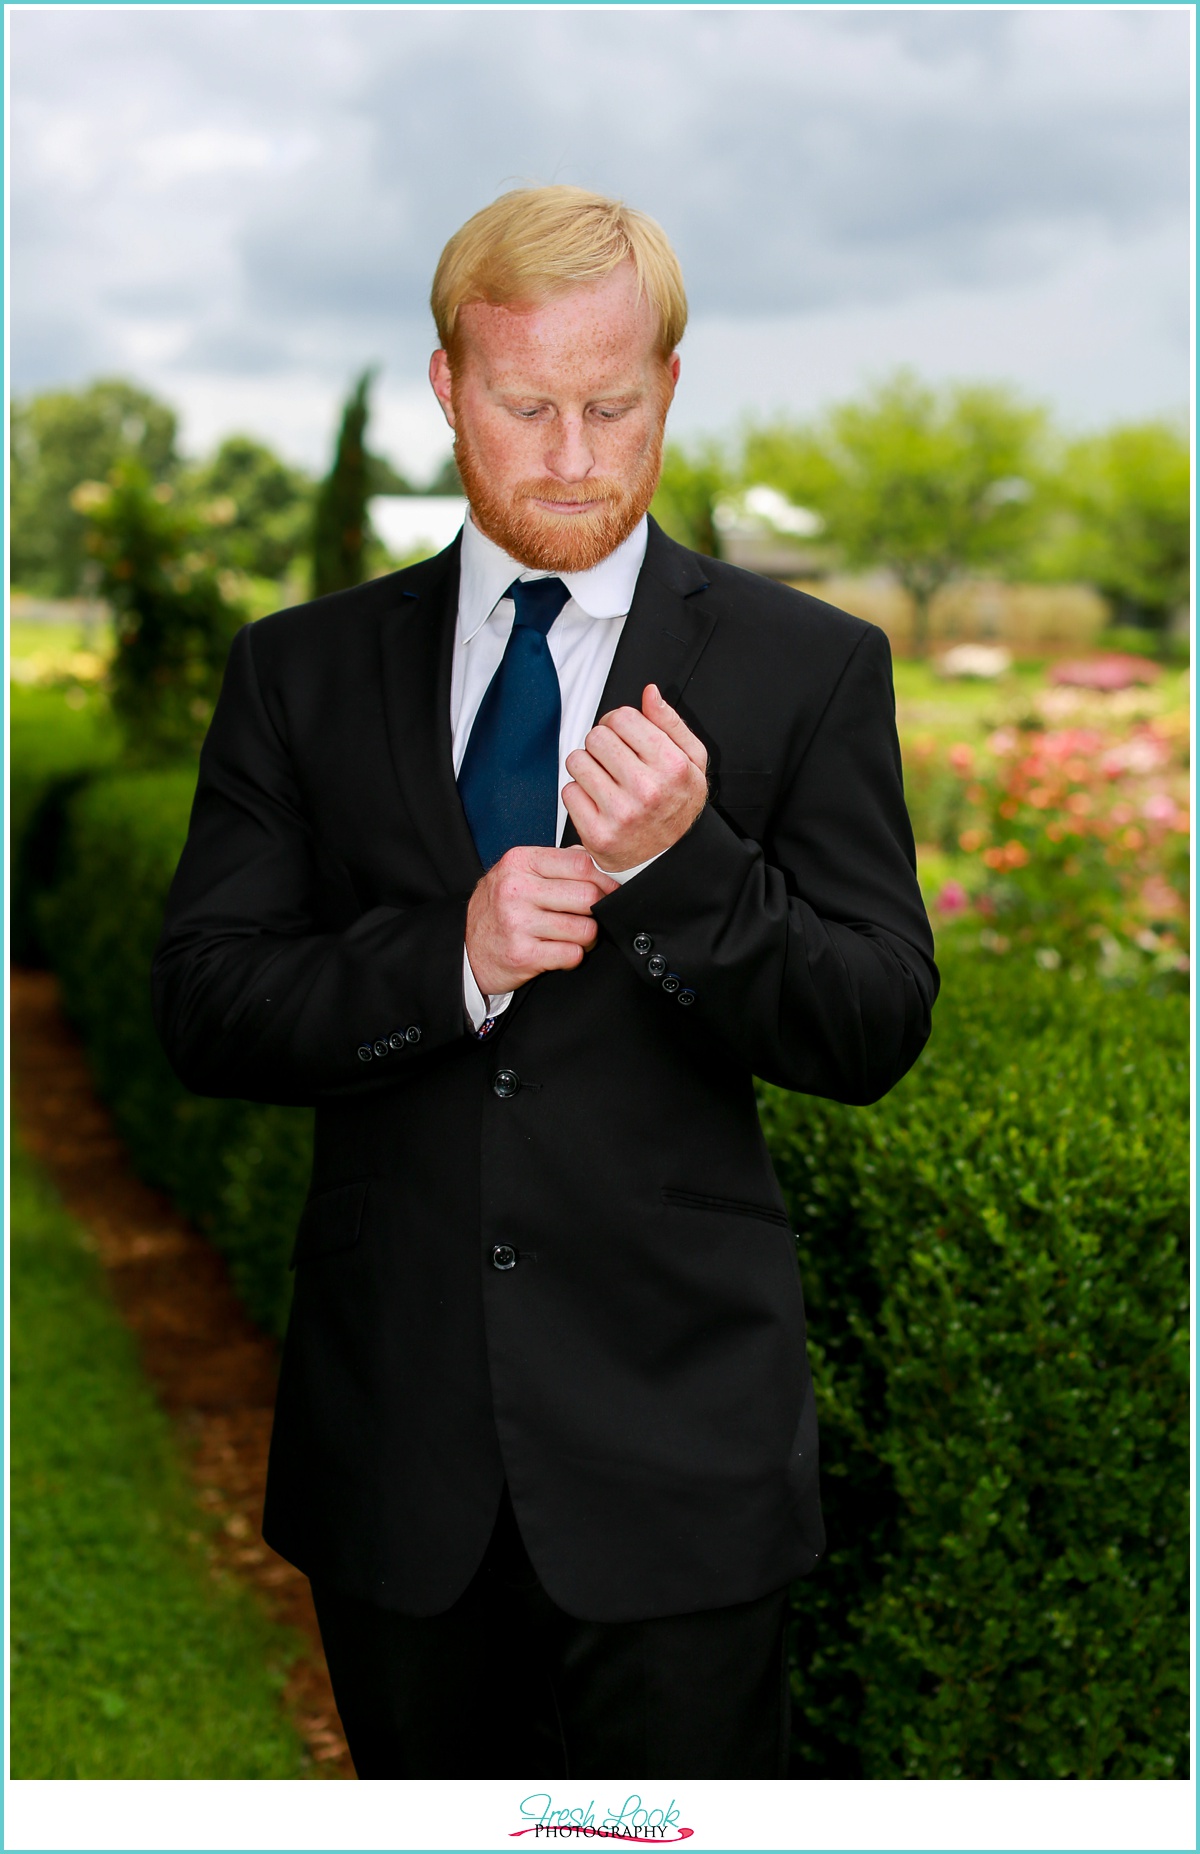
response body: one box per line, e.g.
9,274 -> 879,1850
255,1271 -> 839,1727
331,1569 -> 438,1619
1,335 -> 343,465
909,682 -> 1189,981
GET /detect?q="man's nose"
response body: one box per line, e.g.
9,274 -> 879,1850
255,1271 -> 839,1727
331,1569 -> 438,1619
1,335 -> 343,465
545,416 -> 594,484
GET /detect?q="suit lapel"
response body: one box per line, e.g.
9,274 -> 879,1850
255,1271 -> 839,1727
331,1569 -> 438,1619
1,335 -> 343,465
560,516 -> 716,851
378,533 -> 486,895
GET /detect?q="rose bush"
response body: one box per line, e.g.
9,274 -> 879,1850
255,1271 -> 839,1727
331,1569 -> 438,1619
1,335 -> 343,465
912,692 -> 1189,981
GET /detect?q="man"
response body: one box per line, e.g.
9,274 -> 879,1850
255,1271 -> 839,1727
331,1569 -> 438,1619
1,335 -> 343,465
151,186 -> 937,1780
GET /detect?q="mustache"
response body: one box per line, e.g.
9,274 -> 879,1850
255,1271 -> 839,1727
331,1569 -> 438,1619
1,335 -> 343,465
513,478 -> 627,510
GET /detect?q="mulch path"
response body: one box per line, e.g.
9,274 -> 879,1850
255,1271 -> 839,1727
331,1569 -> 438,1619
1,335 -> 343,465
10,966 -> 353,1778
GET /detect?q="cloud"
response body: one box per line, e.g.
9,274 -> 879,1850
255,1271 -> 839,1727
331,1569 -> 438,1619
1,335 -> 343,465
9,6 -> 1190,464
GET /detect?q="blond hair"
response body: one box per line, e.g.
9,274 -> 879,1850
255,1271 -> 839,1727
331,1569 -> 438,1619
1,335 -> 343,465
431,185 -> 687,361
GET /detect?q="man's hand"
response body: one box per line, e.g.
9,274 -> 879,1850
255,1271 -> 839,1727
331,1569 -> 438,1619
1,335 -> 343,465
562,684 -> 709,874
465,845 -> 619,996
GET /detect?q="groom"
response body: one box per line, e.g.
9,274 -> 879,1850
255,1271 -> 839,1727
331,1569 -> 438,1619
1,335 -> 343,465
151,185 -> 938,1778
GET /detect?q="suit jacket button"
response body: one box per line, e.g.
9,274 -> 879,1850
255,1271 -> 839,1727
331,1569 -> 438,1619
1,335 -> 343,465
405,1025 -> 422,1044
647,953 -> 668,979
677,988 -> 697,1007
661,973 -> 681,994
373,1039 -> 390,1057
492,1069 -> 520,1099
633,933 -> 653,956
357,1044 -> 374,1062
388,1031 -> 405,1051
491,1243 -> 518,1271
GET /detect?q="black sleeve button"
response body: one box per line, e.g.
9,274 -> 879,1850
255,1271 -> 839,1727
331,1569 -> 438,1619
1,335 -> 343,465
661,973 -> 681,995
405,1025 -> 422,1045
492,1068 -> 520,1099
373,1038 -> 390,1058
647,953 -> 668,979
357,1044 -> 374,1062
490,1243 -> 518,1271
677,988 -> 697,1007
633,933 -> 653,956
388,1031 -> 406,1051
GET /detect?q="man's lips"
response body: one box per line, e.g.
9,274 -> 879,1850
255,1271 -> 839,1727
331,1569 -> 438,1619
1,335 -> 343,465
529,497 -> 608,516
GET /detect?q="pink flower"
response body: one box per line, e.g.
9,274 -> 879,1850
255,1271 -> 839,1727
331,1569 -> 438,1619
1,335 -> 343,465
936,881 -> 970,915
948,743 -> 975,774
1142,792 -> 1177,824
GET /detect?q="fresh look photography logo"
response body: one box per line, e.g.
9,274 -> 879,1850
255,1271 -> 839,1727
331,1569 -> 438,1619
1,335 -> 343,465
511,1794 -> 693,1842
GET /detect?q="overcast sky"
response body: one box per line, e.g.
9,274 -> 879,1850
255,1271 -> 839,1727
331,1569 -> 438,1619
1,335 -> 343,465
10,6 -> 1192,481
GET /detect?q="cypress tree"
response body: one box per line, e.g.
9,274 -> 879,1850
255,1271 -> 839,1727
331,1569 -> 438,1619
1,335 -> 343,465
311,369 -> 375,598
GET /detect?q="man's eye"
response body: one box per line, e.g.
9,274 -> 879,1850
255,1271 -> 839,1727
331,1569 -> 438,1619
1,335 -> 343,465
593,407 -> 627,421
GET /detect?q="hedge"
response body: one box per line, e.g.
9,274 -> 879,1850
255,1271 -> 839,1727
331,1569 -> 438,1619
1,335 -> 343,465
761,968 -> 1189,1778
34,767 -> 311,1335
10,685 -> 122,962
25,752 -> 1191,1780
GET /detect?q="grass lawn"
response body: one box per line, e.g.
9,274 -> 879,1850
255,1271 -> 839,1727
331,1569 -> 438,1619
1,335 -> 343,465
9,1138 -> 312,1778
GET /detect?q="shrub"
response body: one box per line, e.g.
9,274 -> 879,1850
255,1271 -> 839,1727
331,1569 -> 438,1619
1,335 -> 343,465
762,953 -> 1189,1778
36,769 -> 309,1336
10,686 -> 122,963
72,461 -> 244,763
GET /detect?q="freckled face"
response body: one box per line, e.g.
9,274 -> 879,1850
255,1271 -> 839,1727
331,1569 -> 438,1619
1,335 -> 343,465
429,263 -> 679,571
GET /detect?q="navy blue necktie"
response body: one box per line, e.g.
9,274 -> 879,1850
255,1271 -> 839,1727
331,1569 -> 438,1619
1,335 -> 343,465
457,576 -> 571,869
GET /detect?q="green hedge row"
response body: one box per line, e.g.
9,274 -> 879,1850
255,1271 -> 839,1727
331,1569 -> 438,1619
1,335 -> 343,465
761,969 -> 1189,1778
19,743 -> 1190,1780
10,687 -> 122,963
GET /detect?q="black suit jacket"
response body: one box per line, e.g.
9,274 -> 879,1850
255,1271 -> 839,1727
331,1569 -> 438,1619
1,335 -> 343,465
151,516 -> 938,1622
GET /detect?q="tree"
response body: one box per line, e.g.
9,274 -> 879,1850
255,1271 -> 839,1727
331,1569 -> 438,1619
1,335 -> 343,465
310,369 -> 412,596
743,371 -> 1046,655
649,439 -> 730,558
10,379 -> 179,596
73,460 -> 243,763
181,436 -> 314,582
1040,422 -> 1189,636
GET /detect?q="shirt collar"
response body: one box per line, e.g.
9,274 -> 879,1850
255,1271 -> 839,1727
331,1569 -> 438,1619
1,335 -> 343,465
458,507 -> 648,644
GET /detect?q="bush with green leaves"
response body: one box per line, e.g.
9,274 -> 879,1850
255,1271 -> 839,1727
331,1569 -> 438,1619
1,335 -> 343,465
761,956 -> 1189,1777
73,460 -> 244,763
10,685 -> 125,963
25,748 -> 1189,1778
36,768 -> 310,1336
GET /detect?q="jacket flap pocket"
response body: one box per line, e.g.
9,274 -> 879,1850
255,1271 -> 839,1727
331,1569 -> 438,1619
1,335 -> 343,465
662,1186 -> 791,1229
289,1180 -> 369,1270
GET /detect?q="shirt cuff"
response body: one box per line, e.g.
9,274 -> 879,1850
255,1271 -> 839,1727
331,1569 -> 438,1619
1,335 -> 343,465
463,944 -> 514,1033
592,849 -> 666,885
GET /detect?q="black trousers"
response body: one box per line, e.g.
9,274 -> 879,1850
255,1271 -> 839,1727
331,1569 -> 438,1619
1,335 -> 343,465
310,1481 -> 794,1778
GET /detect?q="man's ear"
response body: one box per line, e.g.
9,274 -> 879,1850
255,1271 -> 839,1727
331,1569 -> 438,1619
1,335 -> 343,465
429,350 -> 457,429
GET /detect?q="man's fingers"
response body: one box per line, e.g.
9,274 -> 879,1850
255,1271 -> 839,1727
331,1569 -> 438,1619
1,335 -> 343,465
521,844 -> 610,883
527,876 -> 611,914
641,684 -> 708,771
561,778 -> 604,840
526,909 -> 599,945
593,704 -> 680,770
565,744 -> 624,807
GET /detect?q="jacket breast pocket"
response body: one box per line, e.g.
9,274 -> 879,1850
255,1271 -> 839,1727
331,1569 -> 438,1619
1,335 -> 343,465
288,1180 -> 370,1270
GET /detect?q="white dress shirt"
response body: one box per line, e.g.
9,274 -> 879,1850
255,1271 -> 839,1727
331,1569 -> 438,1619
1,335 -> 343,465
452,509 -> 661,1031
